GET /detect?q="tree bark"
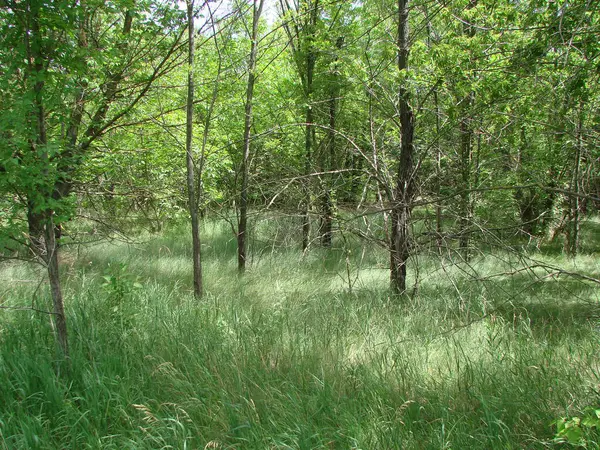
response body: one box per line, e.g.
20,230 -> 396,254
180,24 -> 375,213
390,0 -> 415,295
186,0 -> 203,297
238,0 -> 264,272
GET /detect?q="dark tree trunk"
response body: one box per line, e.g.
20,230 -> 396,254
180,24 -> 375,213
514,126 -> 541,237
390,0 -> 415,295
424,6 -> 443,252
27,201 -> 45,253
302,104 -> 313,252
186,0 -> 203,297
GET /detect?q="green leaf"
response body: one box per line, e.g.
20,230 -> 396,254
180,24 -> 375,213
563,426 -> 583,444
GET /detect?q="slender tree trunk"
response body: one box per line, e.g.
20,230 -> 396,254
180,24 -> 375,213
303,1 -> 319,252
390,0 -> 415,295
51,4 -> 89,245
458,98 -> 473,259
186,0 -> 203,297
424,6 -> 443,252
197,2 -> 222,215
27,201 -> 45,254
514,126 -> 538,236
54,5 -> 88,204
434,90 -> 443,252
320,85 -> 336,248
544,91 -> 564,237
569,100 -> 584,256
457,0 -> 477,261
302,13 -> 318,252
238,0 -> 264,272
45,213 -> 69,358
279,0 -> 319,252
319,37 -> 343,248
367,84 -> 389,240
302,103 -> 313,252
28,0 -> 69,358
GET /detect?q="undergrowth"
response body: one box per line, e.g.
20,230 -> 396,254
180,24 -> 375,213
0,218 -> 599,449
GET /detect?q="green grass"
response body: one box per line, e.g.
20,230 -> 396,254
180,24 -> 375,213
0,218 -> 599,449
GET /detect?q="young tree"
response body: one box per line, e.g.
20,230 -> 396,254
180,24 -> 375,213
279,0 -> 321,252
186,0 -> 203,297
238,0 -> 265,273
0,0 -> 186,358
389,0 -> 415,295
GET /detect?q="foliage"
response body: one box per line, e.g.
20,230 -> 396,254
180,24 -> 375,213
101,263 -> 143,306
555,408 -> 600,448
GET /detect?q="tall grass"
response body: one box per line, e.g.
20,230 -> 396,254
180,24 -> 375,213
0,218 -> 599,449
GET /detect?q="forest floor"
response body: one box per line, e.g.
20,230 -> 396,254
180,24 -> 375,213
0,217 -> 599,449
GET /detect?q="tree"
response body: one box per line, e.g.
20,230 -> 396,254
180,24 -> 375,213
0,0 -> 186,359
279,0 -> 321,252
186,0 -> 203,297
389,0 -> 415,295
237,0 -> 265,273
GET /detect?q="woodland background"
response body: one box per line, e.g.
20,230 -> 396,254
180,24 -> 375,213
0,0 -> 599,448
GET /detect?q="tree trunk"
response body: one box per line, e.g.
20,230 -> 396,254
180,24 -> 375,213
434,90 -> 443,252
320,82 -> 336,248
27,201 -> 45,253
302,5 -> 318,252
390,0 -> 415,295
458,101 -> 473,259
302,103 -> 313,252
367,82 -> 389,241
424,6 -> 443,253
319,36 -> 343,248
45,213 -> 69,359
186,0 -> 203,297
278,0 -> 319,252
569,101 -> 584,256
238,0 -> 264,272
28,0 -> 69,358
514,126 -> 540,236
458,0 -> 477,261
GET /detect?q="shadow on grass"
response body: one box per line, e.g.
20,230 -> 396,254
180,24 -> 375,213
492,298 -> 600,340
